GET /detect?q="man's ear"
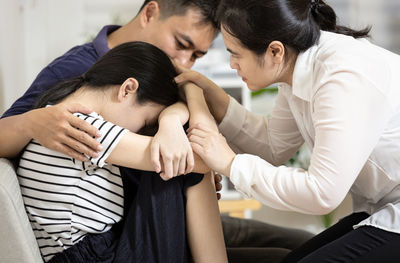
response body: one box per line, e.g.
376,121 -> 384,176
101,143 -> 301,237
117,78 -> 139,102
266,41 -> 285,64
139,1 -> 161,28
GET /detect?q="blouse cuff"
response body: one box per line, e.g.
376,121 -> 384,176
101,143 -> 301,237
229,154 -> 255,198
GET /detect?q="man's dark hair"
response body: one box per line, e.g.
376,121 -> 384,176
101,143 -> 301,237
139,0 -> 219,29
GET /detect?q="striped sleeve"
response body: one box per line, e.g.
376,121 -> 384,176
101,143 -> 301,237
74,112 -> 128,168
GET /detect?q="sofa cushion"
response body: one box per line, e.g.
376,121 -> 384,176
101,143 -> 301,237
0,158 -> 43,263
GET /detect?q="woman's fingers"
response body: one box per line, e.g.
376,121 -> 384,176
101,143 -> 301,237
190,142 -> 206,159
187,123 -> 212,134
188,134 -> 207,148
187,130 -> 207,140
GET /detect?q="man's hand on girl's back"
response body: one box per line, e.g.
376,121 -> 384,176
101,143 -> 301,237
26,103 -> 102,161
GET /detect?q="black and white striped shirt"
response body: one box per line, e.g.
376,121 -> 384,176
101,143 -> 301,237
17,111 -> 128,262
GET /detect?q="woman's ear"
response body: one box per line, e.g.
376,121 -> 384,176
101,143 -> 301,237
139,1 -> 161,28
117,78 -> 139,102
266,41 -> 285,64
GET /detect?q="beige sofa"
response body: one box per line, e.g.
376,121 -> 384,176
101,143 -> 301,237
0,158 -> 43,262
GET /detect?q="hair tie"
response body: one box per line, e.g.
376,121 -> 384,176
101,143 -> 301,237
310,0 -> 320,11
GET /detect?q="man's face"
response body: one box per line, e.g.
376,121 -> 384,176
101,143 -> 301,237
142,8 -> 216,69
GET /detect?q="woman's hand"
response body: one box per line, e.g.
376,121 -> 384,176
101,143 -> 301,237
188,123 -> 236,177
25,103 -> 102,161
174,65 -> 220,94
174,65 -> 230,124
151,114 -> 194,181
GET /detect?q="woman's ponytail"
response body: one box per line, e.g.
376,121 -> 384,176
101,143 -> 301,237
34,76 -> 86,109
217,0 -> 372,56
310,0 -> 371,39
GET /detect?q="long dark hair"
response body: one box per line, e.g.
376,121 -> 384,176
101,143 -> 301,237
216,0 -> 371,55
35,41 -> 180,109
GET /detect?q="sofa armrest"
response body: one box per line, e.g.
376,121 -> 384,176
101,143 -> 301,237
0,158 -> 43,263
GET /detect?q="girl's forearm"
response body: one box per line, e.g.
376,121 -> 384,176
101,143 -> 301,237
106,132 -> 209,174
158,102 -> 189,126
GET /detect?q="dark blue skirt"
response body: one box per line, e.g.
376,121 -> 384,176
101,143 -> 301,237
49,168 -> 203,263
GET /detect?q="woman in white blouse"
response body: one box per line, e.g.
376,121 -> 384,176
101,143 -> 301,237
175,0 -> 400,262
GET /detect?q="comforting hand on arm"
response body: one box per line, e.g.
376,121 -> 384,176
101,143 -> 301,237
182,82 -> 233,198
175,66 -> 230,124
0,103 -> 102,160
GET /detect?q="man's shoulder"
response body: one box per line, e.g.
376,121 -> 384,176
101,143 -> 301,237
47,42 -> 100,79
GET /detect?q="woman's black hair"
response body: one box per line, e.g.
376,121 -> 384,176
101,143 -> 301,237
34,41 -> 180,109
216,0 -> 371,55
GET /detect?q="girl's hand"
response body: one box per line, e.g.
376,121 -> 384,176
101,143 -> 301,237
187,123 -> 236,177
151,115 -> 194,181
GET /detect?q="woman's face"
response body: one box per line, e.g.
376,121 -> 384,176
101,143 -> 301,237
221,27 -> 279,91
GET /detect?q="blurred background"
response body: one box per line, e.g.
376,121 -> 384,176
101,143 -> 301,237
1,0 -> 399,233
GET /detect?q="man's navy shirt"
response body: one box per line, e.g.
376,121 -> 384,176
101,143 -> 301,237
1,25 -> 120,118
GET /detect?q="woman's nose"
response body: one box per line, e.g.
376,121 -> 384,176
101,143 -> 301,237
230,60 -> 239,70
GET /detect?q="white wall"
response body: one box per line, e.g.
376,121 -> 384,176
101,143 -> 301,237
0,0 -> 142,114
0,0 -> 26,114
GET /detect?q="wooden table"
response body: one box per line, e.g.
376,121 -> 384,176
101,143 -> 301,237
218,199 -> 262,218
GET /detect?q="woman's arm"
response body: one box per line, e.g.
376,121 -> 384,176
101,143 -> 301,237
175,67 -> 230,124
175,70 -> 304,166
183,82 -> 219,130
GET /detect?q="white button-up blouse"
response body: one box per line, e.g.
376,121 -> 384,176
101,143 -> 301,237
219,31 -> 400,234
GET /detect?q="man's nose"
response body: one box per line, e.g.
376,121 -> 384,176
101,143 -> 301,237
174,52 -> 194,69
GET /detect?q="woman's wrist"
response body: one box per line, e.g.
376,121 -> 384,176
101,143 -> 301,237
221,153 -> 236,178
